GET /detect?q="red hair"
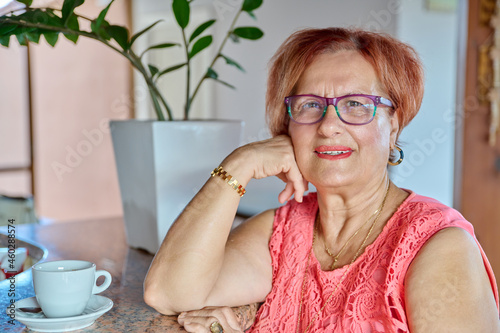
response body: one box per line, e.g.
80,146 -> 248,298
266,27 -> 424,138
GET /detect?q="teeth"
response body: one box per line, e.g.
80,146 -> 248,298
319,151 -> 349,155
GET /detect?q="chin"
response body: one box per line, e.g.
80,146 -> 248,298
308,173 -> 357,190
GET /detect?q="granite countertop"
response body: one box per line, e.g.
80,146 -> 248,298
0,217 -> 258,332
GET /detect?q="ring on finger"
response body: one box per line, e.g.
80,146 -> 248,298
210,321 -> 224,333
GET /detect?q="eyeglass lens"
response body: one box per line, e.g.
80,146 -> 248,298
287,95 -> 377,125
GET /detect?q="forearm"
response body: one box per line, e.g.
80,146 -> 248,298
144,154 -> 252,314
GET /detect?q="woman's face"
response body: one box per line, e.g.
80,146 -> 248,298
288,50 -> 399,190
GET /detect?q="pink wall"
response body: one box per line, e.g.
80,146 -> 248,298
0,1 -> 132,222
0,40 -> 31,196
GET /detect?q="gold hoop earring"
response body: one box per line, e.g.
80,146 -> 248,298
388,146 -> 404,166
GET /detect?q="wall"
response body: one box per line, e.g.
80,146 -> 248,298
30,0 -> 132,222
0,41 -> 31,196
0,0 -> 132,222
390,0 -> 459,207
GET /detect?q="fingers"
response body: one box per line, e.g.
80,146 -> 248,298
277,164 -> 309,204
178,307 -> 243,333
278,177 -> 308,204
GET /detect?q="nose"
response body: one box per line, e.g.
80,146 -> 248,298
317,105 -> 344,137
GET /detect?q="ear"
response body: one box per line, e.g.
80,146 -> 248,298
389,110 -> 400,149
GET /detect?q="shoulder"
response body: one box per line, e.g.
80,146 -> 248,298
403,192 -> 466,222
406,227 -> 481,274
405,227 -> 499,332
393,191 -> 474,238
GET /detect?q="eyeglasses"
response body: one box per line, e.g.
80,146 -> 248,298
284,94 -> 393,125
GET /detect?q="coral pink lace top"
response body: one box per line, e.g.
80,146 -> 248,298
248,191 -> 499,332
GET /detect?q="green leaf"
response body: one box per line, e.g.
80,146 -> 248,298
11,24 -> 36,37
91,19 -> 111,40
206,68 -> 235,89
0,23 -> 17,36
43,31 -> 59,46
148,64 -> 159,77
106,25 -> 129,50
66,13 -> 80,30
0,35 -> 10,47
232,27 -> 263,40
63,13 -> 79,43
130,20 -> 162,46
16,33 -> 28,46
91,0 -> 114,38
189,19 -> 215,43
45,9 -> 64,27
13,9 -> 44,25
94,0 -> 114,30
63,32 -> 78,43
242,0 -> 263,12
172,0 -> 190,29
62,0 -> 84,25
206,67 -> 218,79
30,9 -> 54,27
26,31 -> 40,43
246,11 -> 256,20
140,42 -> 179,58
144,42 -> 179,52
188,35 -> 212,59
16,0 -> 32,6
157,62 -> 186,78
91,20 -> 110,40
220,54 -> 245,72
214,79 -> 235,89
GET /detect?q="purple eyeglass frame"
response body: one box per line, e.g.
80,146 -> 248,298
284,94 -> 393,126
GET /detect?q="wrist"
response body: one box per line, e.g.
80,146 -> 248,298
219,148 -> 255,186
211,166 -> 246,197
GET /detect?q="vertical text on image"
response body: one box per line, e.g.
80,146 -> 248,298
6,219 -> 16,325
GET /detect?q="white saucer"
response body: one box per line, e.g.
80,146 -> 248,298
8,295 -> 113,332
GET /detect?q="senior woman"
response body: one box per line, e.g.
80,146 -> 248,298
144,27 -> 500,332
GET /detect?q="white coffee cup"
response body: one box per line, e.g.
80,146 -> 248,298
32,260 -> 112,318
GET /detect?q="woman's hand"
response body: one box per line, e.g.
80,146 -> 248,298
178,307 -> 244,333
223,135 -> 308,203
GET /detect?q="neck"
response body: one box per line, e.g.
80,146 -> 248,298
315,174 -> 391,247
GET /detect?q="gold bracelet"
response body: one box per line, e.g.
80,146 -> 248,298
211,166 -> 246,197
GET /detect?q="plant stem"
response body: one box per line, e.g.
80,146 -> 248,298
152,83 -> 174,120
128,51 -> 173,120
181,28 -> 190,120
189,8 -> 242,111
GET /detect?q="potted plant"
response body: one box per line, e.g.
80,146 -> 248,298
0,0 -> 264,253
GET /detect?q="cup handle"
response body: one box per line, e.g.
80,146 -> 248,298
92,270 -> 112,294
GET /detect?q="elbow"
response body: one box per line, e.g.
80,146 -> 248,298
143,283 -> 177,316
144,267 -> 178,315
143,279 -> 207,315
144,264 -> 211,314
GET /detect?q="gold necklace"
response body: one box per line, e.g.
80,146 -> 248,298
296,182 -> 390,333
323,192 -> 387,270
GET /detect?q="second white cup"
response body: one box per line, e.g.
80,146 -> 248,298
32,260 -> 112,318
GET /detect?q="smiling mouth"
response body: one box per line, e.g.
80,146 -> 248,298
316,150 -> 351,156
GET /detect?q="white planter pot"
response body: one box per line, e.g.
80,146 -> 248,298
110,120 -> 244,253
